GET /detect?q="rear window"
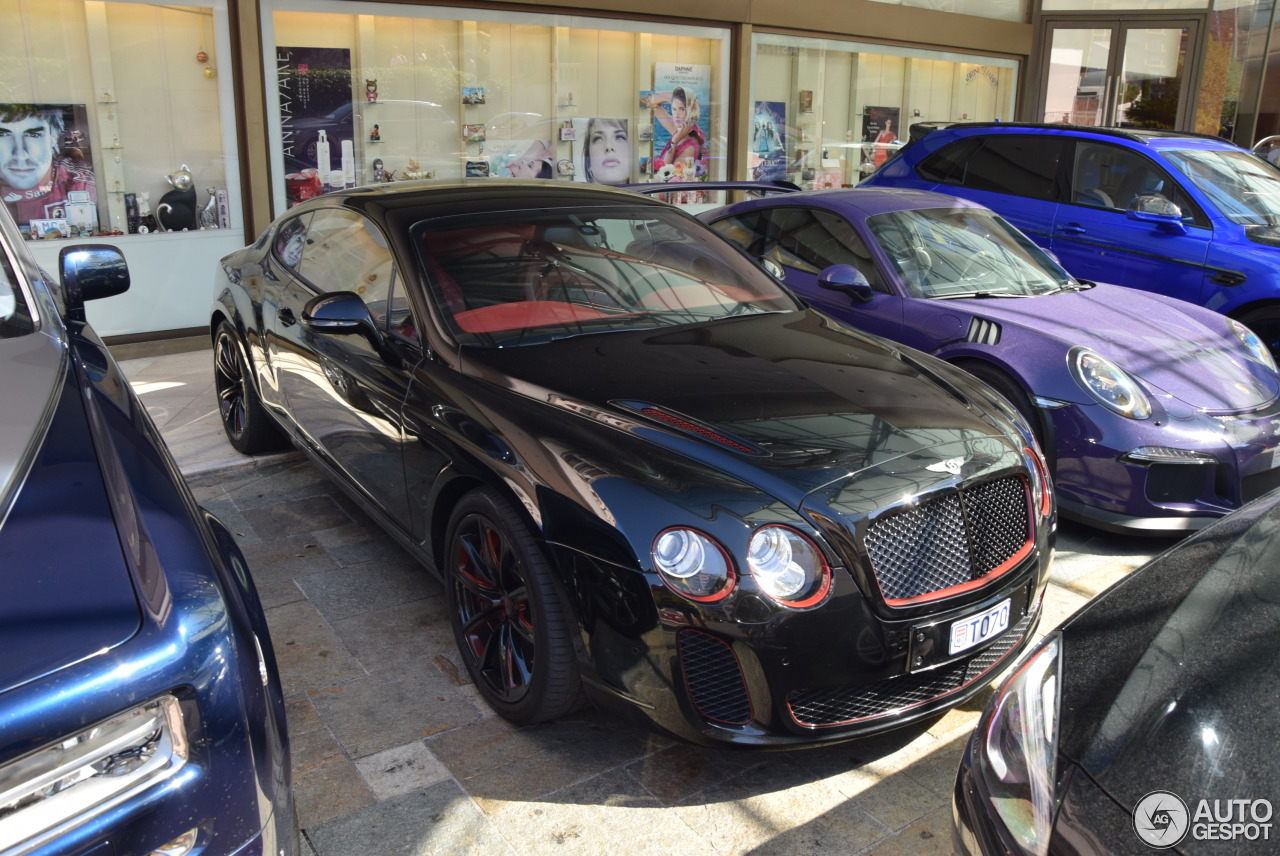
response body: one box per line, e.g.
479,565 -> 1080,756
924,135 -> 1069,201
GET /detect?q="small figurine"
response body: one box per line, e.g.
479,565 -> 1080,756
372,157 -> 386,182
199,188 -> 219,229
155,164 -> 198,231
370,124 -> 380,142
137,191 -> 158,234
366,79 -> 378,103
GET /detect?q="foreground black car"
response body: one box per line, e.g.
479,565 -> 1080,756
955,489 -> 1280,855
211,179 -> 1054,746
0,210 -> 294,853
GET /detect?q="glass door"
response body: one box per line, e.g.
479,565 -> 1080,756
1038,19 -> 1200,130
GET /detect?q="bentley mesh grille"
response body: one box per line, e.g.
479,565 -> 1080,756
678,629 -> 753,726
787,611 -> 1034,728
864,475 -> 1030,602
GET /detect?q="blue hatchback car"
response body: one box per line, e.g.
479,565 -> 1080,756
862,122 -> 1280,355
0,207 -> 295,856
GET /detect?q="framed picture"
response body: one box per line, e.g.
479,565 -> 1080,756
799,90 -> 814,113
463,123 -> 486,143
0,103 -> 96,228
637,123 -> 653,142
560,125 -> 577,142
462,87 -> 485,105
465,159 -> 490,178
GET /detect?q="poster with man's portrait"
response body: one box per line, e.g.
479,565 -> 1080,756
0,103 -> 96,233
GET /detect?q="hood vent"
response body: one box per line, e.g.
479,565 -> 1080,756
966,318 -> 1001,346
619,401 -> 768,456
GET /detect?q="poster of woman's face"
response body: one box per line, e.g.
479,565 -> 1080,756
574,118 -> 630,186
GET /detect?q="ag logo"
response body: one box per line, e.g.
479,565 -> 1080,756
1133,790 -> 1190,848
926,456 -> 966,475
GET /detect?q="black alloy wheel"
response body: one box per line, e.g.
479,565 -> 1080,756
445,488 -> 581,724
213,321 -> 287,454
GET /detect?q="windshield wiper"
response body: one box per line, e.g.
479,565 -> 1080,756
936,290 -> 1036,300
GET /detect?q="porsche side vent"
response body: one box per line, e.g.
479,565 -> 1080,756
787,610 -> 1034,728
864,475 -> 1031,605
966,318 -> 1001,346
678,629 -> 753,726
627,403 -> 768,456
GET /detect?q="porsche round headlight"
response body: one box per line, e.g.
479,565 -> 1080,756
978,634 -> 1062,856
746,525 -> 831,608
1068,347 -> 1151,419
652,528 -> 735,602
1228,318 -> 1278,372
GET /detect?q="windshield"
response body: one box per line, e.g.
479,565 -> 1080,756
415,205 -> 800,347
1163,148 -> 1280,226
865,207 -> 1075,298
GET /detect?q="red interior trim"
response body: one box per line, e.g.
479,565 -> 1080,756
454,301 -> 611,333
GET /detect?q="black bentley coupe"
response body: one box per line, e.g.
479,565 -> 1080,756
211,179 -> 1054,746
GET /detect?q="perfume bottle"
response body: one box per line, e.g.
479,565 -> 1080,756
316,130 -> 331,176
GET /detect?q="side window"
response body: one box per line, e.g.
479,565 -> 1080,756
708,211 -> 769,257
1070,141 -> 1205,225
710,208 -> 885,291
294,208 -> 396,323
916,137 -> 982,184
769,208 -> 886,291
384,268 -> 418,343
958,136 -> 1069,201
272,213 -> 311,271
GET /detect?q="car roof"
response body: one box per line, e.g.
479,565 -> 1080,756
910,120 -> 1239,149
288,178 -> 674,220
730,185 -> 987,218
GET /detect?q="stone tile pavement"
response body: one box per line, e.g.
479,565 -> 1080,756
118,343 -> 1183,856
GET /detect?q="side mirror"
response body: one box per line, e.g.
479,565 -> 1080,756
818,264 -> 874,303
1127,195 -> 1187,235
59,244 -> 129,322
303,291 -> 383,347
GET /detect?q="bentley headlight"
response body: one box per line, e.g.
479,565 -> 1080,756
746,526 -> 831,608
653,528 -> 735,602
1068,347 -> 1151,419
1228,318 -> 1277,372
978,634 -> 1062,856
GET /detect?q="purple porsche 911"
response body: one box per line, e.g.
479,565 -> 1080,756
698,185 -> 1280,535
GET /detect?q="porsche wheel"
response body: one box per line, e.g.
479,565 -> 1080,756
214,321 -> 287,454
444,488 -> 582,724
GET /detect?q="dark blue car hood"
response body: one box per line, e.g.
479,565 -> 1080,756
0,332 -> 140,695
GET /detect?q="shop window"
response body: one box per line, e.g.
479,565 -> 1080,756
265,3 -> 729,215
749,33 -> 1018,190
0,0 -> 234,241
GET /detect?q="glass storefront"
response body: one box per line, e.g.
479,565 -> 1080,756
0,0 -> 246,336
748,33 -> 1019,188
263,1 -> 730,216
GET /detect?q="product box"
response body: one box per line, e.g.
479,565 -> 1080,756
215,189 -> 230,229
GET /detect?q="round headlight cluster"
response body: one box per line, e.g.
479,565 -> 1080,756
652,525 -> 831,608
747,526 -> 831,608
1228,318 -> 1278,372
1068,347 -> 1151,419
652,528 -> 735,602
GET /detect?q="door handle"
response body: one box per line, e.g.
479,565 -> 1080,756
1057,223 -> 1087,235
278,307 -> 297,327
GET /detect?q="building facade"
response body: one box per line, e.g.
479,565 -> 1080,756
1,0 -> 1270,337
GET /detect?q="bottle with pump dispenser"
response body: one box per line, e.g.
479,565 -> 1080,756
316,130 -> 331,187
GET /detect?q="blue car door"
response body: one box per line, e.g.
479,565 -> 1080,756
707,206 -> 905,340
1052,140 -> 1210,303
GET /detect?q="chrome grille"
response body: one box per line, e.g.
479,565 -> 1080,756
864,476 -> 1030,602
788,611 -> 1035,728
678,630 -> 752,725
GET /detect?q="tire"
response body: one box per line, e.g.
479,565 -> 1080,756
1236,306 -> 1280,362
213,321 -> 288,454
959,361 -> 1050,463
444,488 -> 582,724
